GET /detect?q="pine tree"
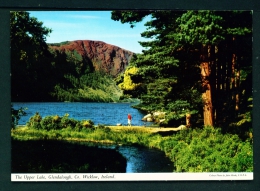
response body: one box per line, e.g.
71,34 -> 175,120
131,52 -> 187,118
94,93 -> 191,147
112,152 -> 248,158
111,10 -> 252,128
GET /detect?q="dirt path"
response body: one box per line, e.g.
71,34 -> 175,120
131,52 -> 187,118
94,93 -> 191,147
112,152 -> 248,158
107,125 -> 186,133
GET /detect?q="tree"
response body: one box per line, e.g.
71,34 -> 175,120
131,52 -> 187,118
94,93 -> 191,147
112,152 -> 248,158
111,10 -> 252,128
173,11 -> 252,126
112,11 -> 202,126
172,11 -> 226,126
11,104 -> 26,129
10,11 -> 52,101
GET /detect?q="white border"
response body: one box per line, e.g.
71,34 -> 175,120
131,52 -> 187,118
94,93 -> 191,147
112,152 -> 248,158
11,172 -> 253,181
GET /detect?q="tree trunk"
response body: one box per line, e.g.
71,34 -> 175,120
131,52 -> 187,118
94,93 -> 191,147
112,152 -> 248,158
215,43 -> 224,126
200,44 -> 214,126
210,45 -> 216,123
233,37 -> 240,112
186,113 -> 191,128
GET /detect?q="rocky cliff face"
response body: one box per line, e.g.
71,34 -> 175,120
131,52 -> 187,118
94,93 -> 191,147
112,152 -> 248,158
49,40 -> 134,77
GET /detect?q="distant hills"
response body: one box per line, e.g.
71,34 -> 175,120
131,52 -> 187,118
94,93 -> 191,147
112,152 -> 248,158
49,40 -> 134,77
44,40 -> 135,102
12,40 -> 134,102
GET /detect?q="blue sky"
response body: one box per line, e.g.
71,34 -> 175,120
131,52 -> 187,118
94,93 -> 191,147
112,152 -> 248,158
29,11 -> 150,53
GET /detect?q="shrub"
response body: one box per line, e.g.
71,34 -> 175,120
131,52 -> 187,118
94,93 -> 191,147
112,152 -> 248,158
169,126 -> 253,172
53,115 -> 61,123
75,123 -> 83,131
27,112 -> 42,129
19,116 -> 253,172
60,114 -> 78,129
40,116 -> 62,130
11,104 -> 27,129
27,113 -> 94,131
40,116 -> 54,130
82,120 -> 94,128
95,124 -> 111,133
233,140 -> 253,172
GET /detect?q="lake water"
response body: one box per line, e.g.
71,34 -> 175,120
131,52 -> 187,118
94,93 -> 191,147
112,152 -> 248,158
12,102 -> 174,173
94,144 -> 174,173
12,102 -> 153,126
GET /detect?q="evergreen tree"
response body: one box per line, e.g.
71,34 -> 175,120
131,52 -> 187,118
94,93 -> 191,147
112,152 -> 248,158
111,10 -> 252,128
172,11 -> 252,126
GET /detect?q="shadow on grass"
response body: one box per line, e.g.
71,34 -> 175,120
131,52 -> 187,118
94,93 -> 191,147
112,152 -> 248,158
11,139 -> 127,173
152,130 -> 179,137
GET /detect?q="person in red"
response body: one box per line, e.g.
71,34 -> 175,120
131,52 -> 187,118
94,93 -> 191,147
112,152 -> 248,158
127,114 -> 132,126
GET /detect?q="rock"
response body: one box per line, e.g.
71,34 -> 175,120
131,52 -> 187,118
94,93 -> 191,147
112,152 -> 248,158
49,40 -> 134,77
159,119 -> 165,123
178,125 -> 187,130
142,114 -> 152,121
146,117 -> 153,122
117,123 -> 122,126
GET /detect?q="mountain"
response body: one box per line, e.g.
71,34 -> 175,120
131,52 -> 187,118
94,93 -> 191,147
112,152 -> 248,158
49,40 -> 134,77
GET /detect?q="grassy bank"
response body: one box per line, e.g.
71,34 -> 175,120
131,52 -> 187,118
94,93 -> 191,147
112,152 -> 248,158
12,123 -> 253,172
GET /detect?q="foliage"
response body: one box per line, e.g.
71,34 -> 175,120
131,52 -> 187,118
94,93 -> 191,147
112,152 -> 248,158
49,41 -> 128,102
118,66 -> 141,90
111,10 -> 252,128
48,41 -> 70,47
48,54 -> 122,102
27,113 -> 94,131
174,10 -> 225,45
11,11 -> 122,103
10,11 -> 52,61
117,66 -> 144,98
111,11 -> 203,126
11,104 -> 27,129
225,111 -> 252,141
168,126 -> 253,172
10,11 -> 53,101
12,120 -> 253,172
111,10 -> 152,28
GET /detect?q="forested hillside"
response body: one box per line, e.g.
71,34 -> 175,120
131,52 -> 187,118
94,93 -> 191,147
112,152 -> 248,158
10,12 -> 132,102
49,40 -> 133,77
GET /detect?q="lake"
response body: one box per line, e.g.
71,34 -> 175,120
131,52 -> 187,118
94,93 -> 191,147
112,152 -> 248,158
12,102 -> 174,173
106,145 -> 173,172
12,102 -> 153,126
90,143 -> 174,173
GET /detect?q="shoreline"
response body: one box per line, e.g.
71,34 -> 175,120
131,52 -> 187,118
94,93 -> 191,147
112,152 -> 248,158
106,125 -> 186,133
16,125 -> 186,133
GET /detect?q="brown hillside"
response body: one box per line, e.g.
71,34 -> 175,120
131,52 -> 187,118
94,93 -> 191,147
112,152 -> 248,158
49,40 -> 134,76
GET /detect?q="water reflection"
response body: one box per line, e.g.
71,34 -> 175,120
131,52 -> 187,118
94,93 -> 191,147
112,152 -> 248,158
98,144 -> 173,173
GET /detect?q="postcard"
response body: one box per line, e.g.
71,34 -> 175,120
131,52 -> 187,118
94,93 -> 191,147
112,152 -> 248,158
10,10 -> 253,181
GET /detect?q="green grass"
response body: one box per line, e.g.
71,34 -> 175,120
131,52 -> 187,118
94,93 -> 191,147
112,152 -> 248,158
12,124 -> 253,172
